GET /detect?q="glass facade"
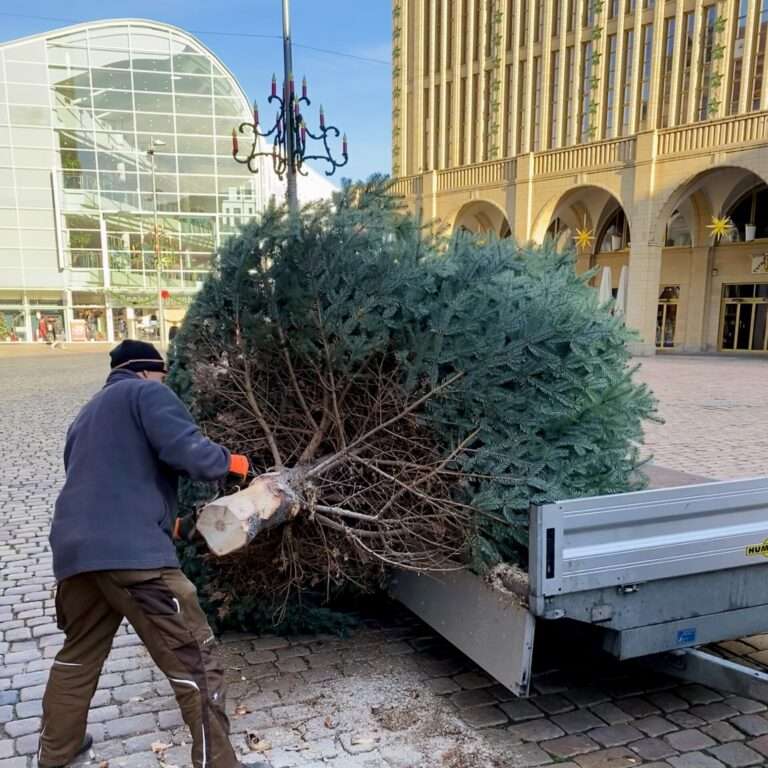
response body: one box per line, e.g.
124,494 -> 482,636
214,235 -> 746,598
0,21 -> 333,343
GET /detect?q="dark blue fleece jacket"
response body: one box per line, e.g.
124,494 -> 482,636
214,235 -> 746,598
51,368 -> 230,581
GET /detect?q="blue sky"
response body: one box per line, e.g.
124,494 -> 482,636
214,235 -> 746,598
0,2 -> 392,183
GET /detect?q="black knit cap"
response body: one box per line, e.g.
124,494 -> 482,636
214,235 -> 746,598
109,339 -> 166,374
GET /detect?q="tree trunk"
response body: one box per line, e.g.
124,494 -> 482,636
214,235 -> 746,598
196,472 -> 298,556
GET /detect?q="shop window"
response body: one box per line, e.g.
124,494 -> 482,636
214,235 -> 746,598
727,185 -> 768,241
597,208 -> 630,252
656,285 -> 679,348
665,211 -> 692,246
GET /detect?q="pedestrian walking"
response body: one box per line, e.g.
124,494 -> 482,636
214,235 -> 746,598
38,339 -> 269,768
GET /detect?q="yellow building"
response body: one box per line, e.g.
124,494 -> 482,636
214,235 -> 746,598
391,0 -> 768,354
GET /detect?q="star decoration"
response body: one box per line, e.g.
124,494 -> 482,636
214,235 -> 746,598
707,216 -> 734,240
573,227 -> 596,251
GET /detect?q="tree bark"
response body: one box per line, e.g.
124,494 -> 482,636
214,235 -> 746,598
196,472 -> 298,556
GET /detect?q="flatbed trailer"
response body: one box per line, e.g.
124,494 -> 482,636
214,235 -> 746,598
392,467 -> 768,699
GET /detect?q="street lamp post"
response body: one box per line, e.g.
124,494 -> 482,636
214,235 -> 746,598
231,0 -> 349,216
147,137 -> 167,346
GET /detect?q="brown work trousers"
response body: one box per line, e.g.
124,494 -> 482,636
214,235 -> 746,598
39,569 -> 238,768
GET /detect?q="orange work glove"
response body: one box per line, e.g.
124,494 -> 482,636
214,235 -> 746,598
228,454 -> 249,480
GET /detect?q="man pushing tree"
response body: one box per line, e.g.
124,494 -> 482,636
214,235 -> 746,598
38,339 -> 270,768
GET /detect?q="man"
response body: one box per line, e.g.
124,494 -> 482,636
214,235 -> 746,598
39,339 -> 268,768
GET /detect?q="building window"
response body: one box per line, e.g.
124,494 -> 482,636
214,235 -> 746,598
447,0 -> 455,69
609,0 -> 619,19
564,46 -> 575,145
626,0 -> 636,12
436,0 -> 443,70
552,2 -> 561,36
532,56 -> 542,151
485,0 -> 493,56
506,0 -> 515,50
729,0 -> 749,114
620,29 -> 635,135
597,208 -> 630,252
446,81 -> 454,164
579,41 -> 594,142
753,0 -> 768,111
567,0 -> 576,33
433,85 -> 442,169
604,35 -> 617,138
517,59 -> 528,153
423,87 -> 430,170
482,70 -> 492,160
697,6 -> 717,121
678,12 -> 696,123
638,24 -> 654,130
504,64 -> 514,155
461,0 -> 469,64
472,72 -> 480,161
424,1 -> 432,74
659,17 -> 676,128
727,184 -> 768,241
643,0 -> 654,8
459,76 -> 467,163
549,49 -> 561,148
473,0 -> 481,60
534,1 -> 544,43
584,0 -> 595,28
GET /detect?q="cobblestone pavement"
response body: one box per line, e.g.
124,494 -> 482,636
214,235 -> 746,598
3,351 -> 768,768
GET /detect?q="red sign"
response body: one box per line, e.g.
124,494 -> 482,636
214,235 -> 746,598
160,290 -> 171,300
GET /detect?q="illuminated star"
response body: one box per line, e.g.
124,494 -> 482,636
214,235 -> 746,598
707,215 -> 734,240
573,227 -> 595,251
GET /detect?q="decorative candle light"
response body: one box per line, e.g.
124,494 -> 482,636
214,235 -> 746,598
271,74 -> 277,97
231,128 -> 239,155
342,133 -> 348,155
319,105 -> 325,129
253,101 -> 259,127
302,76 -> 308,99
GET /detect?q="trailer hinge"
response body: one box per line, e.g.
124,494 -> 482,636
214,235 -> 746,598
618,584 -> 640,595
542,608 -> 565,620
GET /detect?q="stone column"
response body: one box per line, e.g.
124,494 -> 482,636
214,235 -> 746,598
682,246 -> 712,352
625,242 -> 663,356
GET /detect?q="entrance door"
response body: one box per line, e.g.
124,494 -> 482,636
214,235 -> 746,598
656,286 -> 680,349
720,284 -> 768,352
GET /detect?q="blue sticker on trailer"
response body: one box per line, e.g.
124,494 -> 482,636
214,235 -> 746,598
677,628 -> 696,645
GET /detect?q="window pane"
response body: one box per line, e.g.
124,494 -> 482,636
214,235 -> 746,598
92,90 -> 134,111
131,33 -> 170,54
174,75 -> 212,95
133,92 -> 173,113
175,94 -> 214,115
4,61 -> 48,85
136,112 -> 174,133
92,69 -> 132,90
133,72 -> 172,93
88,49 -> 131,69
177,114 -> 213,134
9,106 -> 51,127
173,53 -> 212,75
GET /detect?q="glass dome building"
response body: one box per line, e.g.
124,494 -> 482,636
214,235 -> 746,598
0,20 -> 334,343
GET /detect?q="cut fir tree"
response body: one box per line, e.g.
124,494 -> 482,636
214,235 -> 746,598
168,177 -> 656,631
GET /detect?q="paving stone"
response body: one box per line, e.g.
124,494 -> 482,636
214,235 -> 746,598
589,702 -> 634,725
14,733 -> 41,755
563,688 -> 611,708
453,671 -> 495,690
103,713 -> 157,739
500,699 -> 544,722
458,705 -> 509,729
450,688 -> 497,708
0,693 -> 18,707
629,737 -> 678,761
552,709 -> 605,734
88,705 -> 121,723
677,685 -> 724,706
589,724 -> 643,748
15,698 -> 42,718
648,692 -> 690,713
4,716 -> 40,737
426,677 -> 461,696
541,734 -> 600,759
668,710 -> 706,729
0,707 -> 12,724
0,757 -> 29,768
703,721 -> 747,743
725,697 -> 766,715
635,715 -> 678,737
668,752 -> 726,768
616,696 -> 660,719
665,728 -> 717,752
573,747 -> 641,768
730,714 -> 768,737
706,742 -> 763,767
688,702 -> 740,722
0,742 -> 13,760
532,694 -> 575,715
508,718 -> 565,742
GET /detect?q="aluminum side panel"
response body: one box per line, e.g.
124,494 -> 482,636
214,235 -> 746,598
530,477 -> 768,598
391,569 -> 535,697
